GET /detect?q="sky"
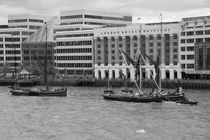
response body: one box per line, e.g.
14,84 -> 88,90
0,0 -> 210,24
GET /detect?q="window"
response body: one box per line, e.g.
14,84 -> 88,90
187,31 -> 194,36
111,50 -> 115,54
173,42 -> 178,46
181,47 -> 185,52
157,35 -> 161,40
97,50 -> 101,54
187,39 -> 194,43
187,64 -> 194,69
173,34 -> 178,39
205,38 -> 210,42
187,46 -> 194,51
149,49 -> 153,53
205,30 -> 210,35
149,35 -> 153,40
196,31 -> 203,35
149,43 -> 153,47
173,48 -> 178,53
181,32 -> 185,36
173,55 -> 178,59
181,55 -> 185,60
187,55 -> 194,60
181,64 -> 185,69
196,38 -> 203,43
181,39 -> 185,43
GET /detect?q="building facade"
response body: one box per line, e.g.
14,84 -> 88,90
22,18 -> 57,75
93,22 -> 181,80
180,16 -> 210,79
54,9 -> 132,77
0,14 -> 54,74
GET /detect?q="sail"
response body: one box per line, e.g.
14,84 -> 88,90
119,49 -> 136,66
119,48 -> 141,80
139,48 -> 161,87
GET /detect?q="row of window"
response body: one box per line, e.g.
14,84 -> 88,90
5,50 -> 21,54
22,31 -> 34,36
97,34 -> 177,42
56,56 -> 92,60
181,38 -> 210,43
56,40 -> 92,46
8,19 -> 44,23
5,38 -> 20,42
100,28 -> 172,36
29,19 -> 44,23
181,30 -> 210,36
55,33 -> 93,38
181,64 -> 194,69
56,48 -> 92,53
181,55 -> 194,60
84,22 -> 106,25
61,22 -> 83,25
56,63 -> 92,68
5,44 -> 20,48
0,31 -> 21,36
29,25 -> 41,30
5,57 -> 21,61
10,25 -> 28,28
8,19 -> 27,23
84,15 -> 132,21
61,15 -> 83,19
181,46 -> 194,51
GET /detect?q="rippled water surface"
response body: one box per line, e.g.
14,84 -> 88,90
0,86 -> 210,140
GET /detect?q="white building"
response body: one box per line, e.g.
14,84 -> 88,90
93,22 -> 181,80
179,16 -> 210,79
0,14 -> 55,74
54,9 -> 132,77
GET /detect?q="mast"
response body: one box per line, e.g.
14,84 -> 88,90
159,14 -> 163,90
139,23 -> 142,90
14,39 -> 17,86
44,22 -> 49,91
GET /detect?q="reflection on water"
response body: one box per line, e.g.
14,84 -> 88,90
0,86 -> 210,140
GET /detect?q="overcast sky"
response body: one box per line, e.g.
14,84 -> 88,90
0,0 -> 210,24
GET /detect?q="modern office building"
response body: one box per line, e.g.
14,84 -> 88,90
0,14 -> 54,75
180,16 -> 210,79
93,22 -> 181,80
54,9 -> 132,77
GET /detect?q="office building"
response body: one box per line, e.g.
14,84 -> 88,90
54,9 -> 132,77
180,16 -> 210,79
93,22 -> 181,80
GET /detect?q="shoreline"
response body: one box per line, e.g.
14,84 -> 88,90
1,78 -> 210,89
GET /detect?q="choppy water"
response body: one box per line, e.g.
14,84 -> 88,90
0,86 -> 210,140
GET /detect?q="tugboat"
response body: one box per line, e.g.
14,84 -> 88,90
10,22 -> 67,97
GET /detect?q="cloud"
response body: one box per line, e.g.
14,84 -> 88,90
0,0 -> 210,24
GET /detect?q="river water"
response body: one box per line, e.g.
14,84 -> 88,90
0,86 -> 210,140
